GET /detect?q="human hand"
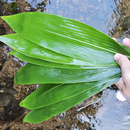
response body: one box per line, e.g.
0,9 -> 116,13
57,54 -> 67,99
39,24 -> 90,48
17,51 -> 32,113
114,38 -> 130,98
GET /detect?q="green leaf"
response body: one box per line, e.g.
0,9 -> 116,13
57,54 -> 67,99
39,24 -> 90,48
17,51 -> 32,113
14,63 -> 121,85
0,34 -> 91,66
23,77 -> 119,123
20,76 -> 120,109
1,12 -> 129,123
1,12 -> 130,66
9,50 -> 110,69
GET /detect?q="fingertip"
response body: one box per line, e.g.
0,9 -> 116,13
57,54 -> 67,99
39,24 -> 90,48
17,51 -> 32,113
112,38 -> 117,42
114,53 -> 129,70
114,53 -> 120,62
123,38 -> 130,48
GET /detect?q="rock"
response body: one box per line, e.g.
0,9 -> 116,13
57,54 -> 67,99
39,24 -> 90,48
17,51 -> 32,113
2,60 -> 17,78
0,71 -> 2,78
0,93 -> 13,107
1,0 -> 8,3
0,24 -> 6,35
0,88 -> 16,95
4,126 -> 10,130
0,107 -> 4,116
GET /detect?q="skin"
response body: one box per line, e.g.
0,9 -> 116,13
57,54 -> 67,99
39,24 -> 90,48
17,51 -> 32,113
114,38 -> 130,98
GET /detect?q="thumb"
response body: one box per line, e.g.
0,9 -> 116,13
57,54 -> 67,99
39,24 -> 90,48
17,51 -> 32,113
114,53 -> 130,77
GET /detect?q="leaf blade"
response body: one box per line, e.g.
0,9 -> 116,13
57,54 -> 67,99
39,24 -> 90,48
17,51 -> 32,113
14,63 -> 121,85
9,50 -> 112,69
0,34 -> 92,66
23,77 -> 119,123
20,76 -> 120,109
2,12 -> 130,65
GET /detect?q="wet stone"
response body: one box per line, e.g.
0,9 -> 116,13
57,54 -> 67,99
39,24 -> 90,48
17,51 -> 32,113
55,125 -> 62,129
0,12 -> 3,16
0,25 -> 6,35
30,126 -> 44,130
0,93 -> 13,107
2,101 -> 25,121
1,0 -> 8,3
4,127 -> 11,130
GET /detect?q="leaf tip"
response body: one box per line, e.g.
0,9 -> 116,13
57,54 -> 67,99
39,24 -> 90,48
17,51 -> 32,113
23,115 -> 36,124
19,101 -> 24,107
1,16 -> 7,21
23,117 -> 28,123
14,75 -> 17,83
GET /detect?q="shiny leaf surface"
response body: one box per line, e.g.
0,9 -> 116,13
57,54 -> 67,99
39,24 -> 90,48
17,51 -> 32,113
1,12 -> 129,123
0,34 -> 92,66
9,50 -> 109,69
15,63 -> 121,85
2,12 -> 130,66
23,77 -> 119,123
20,76 -> 120,109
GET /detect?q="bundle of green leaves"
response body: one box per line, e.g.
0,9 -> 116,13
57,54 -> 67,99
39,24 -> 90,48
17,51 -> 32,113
0,12 -> 129,123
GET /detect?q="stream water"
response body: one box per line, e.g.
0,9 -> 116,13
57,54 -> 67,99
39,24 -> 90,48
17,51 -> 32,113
0,0 -> 130,130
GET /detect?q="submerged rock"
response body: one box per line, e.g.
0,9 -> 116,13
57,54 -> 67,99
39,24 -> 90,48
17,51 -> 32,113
0,25 -> 6,35
0,93 -> 13,107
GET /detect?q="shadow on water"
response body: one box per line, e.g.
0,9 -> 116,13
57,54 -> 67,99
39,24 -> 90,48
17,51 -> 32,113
0,0 -> 130,130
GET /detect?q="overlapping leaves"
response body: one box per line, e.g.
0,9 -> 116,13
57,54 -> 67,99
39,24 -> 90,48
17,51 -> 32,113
0,12 -> 129,123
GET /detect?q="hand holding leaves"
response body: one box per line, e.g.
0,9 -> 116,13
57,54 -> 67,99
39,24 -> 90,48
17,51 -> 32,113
114,38 -> 130,98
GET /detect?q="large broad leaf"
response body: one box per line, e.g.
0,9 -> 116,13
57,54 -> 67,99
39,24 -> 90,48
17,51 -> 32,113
1,12 -> 130,66
9,50 -> 113,69
14,63 -> 121,84
23,77 -> 119,123
20,76 -> 120,110
1,12 -> 130,123
0,34 -> 92,66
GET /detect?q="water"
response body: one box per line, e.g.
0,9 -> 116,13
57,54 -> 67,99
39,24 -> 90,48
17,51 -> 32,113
0,0 -> 130,130
76,88 -> 130,130
25,0 -> 116,34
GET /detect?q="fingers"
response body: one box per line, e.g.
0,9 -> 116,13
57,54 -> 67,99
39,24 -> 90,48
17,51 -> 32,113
112,38 -> 117,42
114,53 -> 130,84
123,38 -> 130,48
115,77 -> 130,98
114,38 -> 130,98
114,53 -> 130,73
113,37 -> 130,76
116,77 -> 130,98
115,77 -> 126,92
